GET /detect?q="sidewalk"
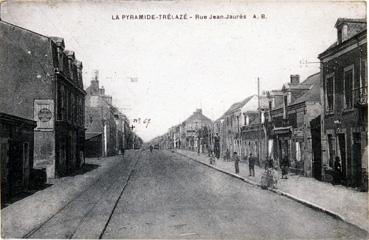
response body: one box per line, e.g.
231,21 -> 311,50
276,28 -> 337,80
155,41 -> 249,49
174,149 -> 368,232
1,155 -> 125,238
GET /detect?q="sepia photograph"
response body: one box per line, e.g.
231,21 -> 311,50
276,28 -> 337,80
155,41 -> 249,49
0,0 -> 367,239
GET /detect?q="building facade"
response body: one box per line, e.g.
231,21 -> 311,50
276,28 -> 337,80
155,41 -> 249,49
0,21 -> 86,179
85,71 -> 117,157
181,109 -> 213,152
318,18 -> 367,189
266,73 -> 321,177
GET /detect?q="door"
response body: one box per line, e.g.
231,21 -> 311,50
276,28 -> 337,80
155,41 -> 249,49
9,141 -> 24,197
1,138 -> 9,204
338,134 -> 347,183
352,133 -> 362,187
311,116 -> 322,180
23,142 -> 30,190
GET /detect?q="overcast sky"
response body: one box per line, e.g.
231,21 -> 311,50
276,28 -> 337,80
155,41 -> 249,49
1,1 -> 366,141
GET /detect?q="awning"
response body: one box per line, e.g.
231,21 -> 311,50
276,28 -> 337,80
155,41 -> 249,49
85,132 -> 102,140
272,126 -> 292,135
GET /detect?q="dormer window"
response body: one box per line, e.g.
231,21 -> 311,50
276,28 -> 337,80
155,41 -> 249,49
337,23 -> 349,44
245,115 -> 249,126
283,95 -> 288,119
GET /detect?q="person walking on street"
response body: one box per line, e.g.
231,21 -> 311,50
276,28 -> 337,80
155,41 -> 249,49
248,153 -> 255,177
281,156 -> 290,179
209,152 -> 216,165
225,149 -> 230,162
150,145 -> 153,153
334,156 -> 342,185
214,133 -> 220,159
233,152 -> 240,174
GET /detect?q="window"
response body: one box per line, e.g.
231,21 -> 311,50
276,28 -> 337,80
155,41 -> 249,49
283,95 -> 288,119
344,66 -> 354,109
57,84 -> 65,120
326,74 -> 334,112
66,89 -> 70,121
327,134 -> 335,167
362,59 -> 367,88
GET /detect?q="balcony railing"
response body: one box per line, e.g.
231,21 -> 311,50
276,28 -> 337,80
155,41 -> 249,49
353,86 -> 368,107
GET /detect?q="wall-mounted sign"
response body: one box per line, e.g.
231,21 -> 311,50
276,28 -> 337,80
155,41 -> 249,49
34,99 -> 54,131
38,108 -> 52,122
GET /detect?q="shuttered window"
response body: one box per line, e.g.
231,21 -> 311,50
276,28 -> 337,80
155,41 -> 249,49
344,66 -> 354,109
326,75 -> 334,112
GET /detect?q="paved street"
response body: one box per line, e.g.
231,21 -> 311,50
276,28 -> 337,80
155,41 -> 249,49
27,150 -> 366,239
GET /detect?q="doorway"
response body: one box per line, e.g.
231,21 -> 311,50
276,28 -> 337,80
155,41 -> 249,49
311,116 -> 322,180
352,132 -> 362,187
337,133 -> 347,183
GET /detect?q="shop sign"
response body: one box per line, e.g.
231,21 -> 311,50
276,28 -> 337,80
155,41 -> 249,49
34,99 -> 54,131
294,130 -> 304,141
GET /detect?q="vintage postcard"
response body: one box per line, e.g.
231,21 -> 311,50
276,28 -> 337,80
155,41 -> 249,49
0,0 -> 367,239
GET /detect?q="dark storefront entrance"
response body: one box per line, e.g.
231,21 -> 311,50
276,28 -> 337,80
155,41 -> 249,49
337,133 -> 347,184
352,132 -> 362,187
0,113 -> 36,206
311,116 -> 322,180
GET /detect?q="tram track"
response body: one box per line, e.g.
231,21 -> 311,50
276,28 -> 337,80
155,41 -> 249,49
23,151 -> 141,239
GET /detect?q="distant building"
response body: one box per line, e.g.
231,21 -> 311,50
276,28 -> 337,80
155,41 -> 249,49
181,109 -> 213,152
318,18 -> 367,189
218,95 -> 268,158
0,21 -> 86,179
85,71 -> 117,157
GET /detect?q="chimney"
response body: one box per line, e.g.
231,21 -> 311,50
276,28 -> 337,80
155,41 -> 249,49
290,74 -> 300,84
90,73 -> 99,96
99,86 -> 105,96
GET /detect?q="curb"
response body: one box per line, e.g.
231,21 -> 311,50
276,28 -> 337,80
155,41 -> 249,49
173,150 -> 368,233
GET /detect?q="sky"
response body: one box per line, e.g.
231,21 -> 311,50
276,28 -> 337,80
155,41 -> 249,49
1,0 -> 366,142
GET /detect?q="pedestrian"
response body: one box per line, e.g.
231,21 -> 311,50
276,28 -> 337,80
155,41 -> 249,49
214,133 -> 220,159
209,152 -> 216,165
334,156 -> 342,185
225,149 -> 230,162
281,156 -> 289,179
150,145 -> 153,153
248,153 -> 255,177
233,152 -> 240,174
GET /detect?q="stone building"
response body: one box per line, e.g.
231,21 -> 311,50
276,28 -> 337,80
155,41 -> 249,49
216,96 -> 253,157
180,109 -> 213,151
266,73 -> 321,177
85,71 -> 117,157
217,95 -> 268,159
0,21 -> 86,179
0,113 -> 36,205
318,18 -> 367,189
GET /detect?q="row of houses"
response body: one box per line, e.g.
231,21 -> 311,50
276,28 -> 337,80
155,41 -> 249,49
152,109 -> 213,152
0,20 -> 142,205
159,18 -> 368,191
84,70 -> 142,158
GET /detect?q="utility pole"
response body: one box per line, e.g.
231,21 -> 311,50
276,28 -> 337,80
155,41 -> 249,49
257,77 -> 261,166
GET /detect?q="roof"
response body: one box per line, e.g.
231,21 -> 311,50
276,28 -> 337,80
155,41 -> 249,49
220,95 -> 255,119
0,112 -> 36,127
273,73 -> 320,109
85,132 -> 102,140
0,20 -> 50,39
335,18 -> 366,27
292,73 -> 320,104
184,111 -> 212,124
320,18 -> 367,55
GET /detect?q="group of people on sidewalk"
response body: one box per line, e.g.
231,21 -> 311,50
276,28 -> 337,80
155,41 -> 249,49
208,149 -> 281,189
232,151 -> 256,177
